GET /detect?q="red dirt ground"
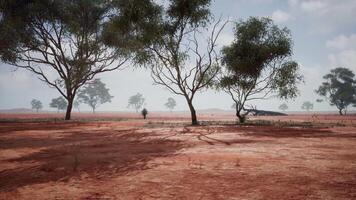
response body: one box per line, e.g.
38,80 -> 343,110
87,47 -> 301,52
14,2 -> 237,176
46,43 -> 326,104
1,113 -> 356,199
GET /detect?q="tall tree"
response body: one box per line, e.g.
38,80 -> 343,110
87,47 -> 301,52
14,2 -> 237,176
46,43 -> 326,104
301,101 -> 313,112
217,17 -> 303,123
316,67 -> 356,115
31,99 -> 43,112
50,96 -> 67,113
0,0 -> 159,120
165,97 -> 177,112
77,79 -> 113,113
128,93 -> 145,112
114,0 -> 227,125
279,103 -> 288,112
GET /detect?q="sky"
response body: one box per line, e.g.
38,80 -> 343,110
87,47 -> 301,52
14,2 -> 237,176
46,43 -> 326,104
1,0 -> 356,112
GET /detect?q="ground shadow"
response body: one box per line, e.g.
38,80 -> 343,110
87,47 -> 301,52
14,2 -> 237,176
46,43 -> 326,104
0,121 -> 88,135
0,123 -> 186,192
220,125 -> 356,139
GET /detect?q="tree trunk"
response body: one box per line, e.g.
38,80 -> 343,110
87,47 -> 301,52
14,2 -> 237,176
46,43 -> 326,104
92,107 -> 95,114
144,115 -> 146,119
235,105 -> 246,123
339,109 -> 343,116
187,100 -> 198,125
236,112 -> 246,123
65,97 -> 74,120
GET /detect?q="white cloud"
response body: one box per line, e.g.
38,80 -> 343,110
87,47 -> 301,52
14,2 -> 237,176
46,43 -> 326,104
328,50 -> 356,71
288,0 -> 356,33
327,34 -> 356,72
300,1 -> 326,12
326,34 -> 356,50
271,10 -> 291,23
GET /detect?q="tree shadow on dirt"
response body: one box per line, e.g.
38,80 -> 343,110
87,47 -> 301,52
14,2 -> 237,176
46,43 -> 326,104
0,127 -> 187,192
221,125 -> 356,139
0,121 -> 89,135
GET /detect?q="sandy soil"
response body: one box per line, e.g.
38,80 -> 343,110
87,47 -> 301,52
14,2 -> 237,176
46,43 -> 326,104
1,114 -> 356,199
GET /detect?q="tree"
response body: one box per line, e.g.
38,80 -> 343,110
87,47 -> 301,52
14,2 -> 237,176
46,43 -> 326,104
73,99 -> 81,112
165,97 -> 177,112
301,101 -> 313,112
50,97 -> 67,113
127,0 -> 228,125
316,67 -> 356,115
31,99 -> 43,112
217,17 -> 303,123
0,0 -> 159,120
141,108 -> 148,119
279,103 -> 288,112
77,79 -> 113,113
128,93 -> 145,112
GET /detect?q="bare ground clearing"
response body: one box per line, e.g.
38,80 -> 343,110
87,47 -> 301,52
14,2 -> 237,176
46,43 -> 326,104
0,113 -> 356,199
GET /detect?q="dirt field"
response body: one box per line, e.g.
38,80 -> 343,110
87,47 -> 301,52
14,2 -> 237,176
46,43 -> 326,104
1,113 -> 356,199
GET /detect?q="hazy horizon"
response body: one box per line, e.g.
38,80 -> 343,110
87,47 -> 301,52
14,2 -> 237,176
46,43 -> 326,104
1,0 -> 356,113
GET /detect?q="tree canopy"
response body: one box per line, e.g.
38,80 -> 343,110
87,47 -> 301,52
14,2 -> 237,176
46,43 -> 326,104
128,93 -> 145,112
279,103 -> 288,111
218,17 -> 303,123
0,0 -> 160,120
165,97 -> 177,112
50,96 -> 67,112
316,67 -> 356,115
301,101 -> 313,111
31,99 -> 43,112
77,79 -> 113,113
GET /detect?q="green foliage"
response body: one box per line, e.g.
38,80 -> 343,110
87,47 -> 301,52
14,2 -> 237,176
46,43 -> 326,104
141,108 -> 148,119
301,101 -> 313,111
316,67 -> 356,115
218,17 -> 302,122
279,103 -> 288,111
50,97 -> 68,112
128,93 -> 145,112
165,97 -> 177,111
31,99 -> 43,112
166,0 -> 211,28
77,79 -> 113,113
0,0 -> 161,120
102,0 -> 163,63
221,17 -> 291,77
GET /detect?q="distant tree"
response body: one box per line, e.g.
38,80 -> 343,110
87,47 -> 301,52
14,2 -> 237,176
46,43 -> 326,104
50,97 -> 67,113
301,101 -> 313,112
165,98 -> 177,112
231,103 -> 236,110
141,108 -> 148,119
0,0 -> 160,120
73,99 -> 81,112
279,103 -> 288,112
128,93 -> 145,112
217,17 -> 303,123
31,99 -> 43,113
316,68 -> 356,115
77,79 -> 113,113
316,99 -> 323,103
